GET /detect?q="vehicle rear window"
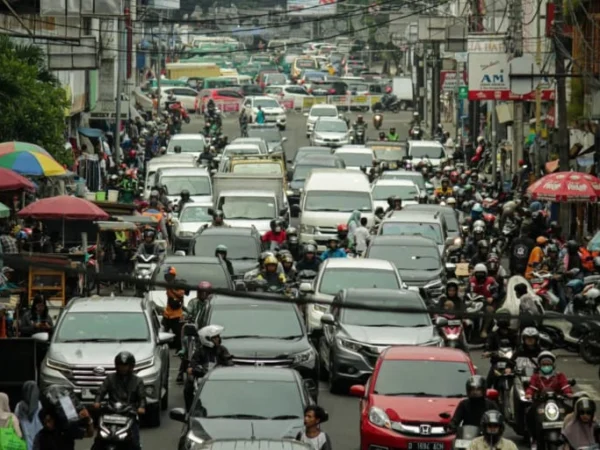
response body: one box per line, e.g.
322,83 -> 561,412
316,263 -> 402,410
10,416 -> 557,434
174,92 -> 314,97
368,244 -> 441,271
319,268 -> 399,296
380,222 -> 442,244
157,262 -> 230,288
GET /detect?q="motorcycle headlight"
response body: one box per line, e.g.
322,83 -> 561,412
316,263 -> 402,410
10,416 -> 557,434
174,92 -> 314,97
293,349 -> 315,365
99,429 -> 109,439
453,237 -> 463,247
338,338 -> 363,352
369,406 -> 391,429
313,303 -> 328,313
545,403 -> 560,421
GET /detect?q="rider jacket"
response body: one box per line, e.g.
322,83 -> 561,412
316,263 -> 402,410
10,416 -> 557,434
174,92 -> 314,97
296,258 -> 321,273
262,230 -> 287,245
321,248 -> 347,260
469,436 -> 518,450
485,329 -> 518,352
94,373 -> 146,410
136,242 -> 161,257
525,371 -> 573,398
435,187 -> 453,198
257,270 -> 286,286
449,397 -> 498,429
189,344 -> 233,374
468,276 -> 498,300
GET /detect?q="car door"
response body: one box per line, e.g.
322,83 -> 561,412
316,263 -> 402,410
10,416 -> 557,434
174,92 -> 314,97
320,300 -> 342,366
150,310 -> 169,378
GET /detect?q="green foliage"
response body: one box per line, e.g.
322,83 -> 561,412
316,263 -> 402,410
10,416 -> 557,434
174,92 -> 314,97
0,35 -> 71,166
567,77 -> 584,123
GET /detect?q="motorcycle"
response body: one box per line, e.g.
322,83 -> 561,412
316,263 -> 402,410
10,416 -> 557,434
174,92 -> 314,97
372,95 -> 401,113
488,343 -> 515,410
180,320 -> 198,383
95,402 -> 137,450
134,254 -> 159,296
353,126 -> 366,145
530,271 -> 561,309
531,389 -> 575,450
435,315 -> 468,351
452,425 -> 480,450
578,322 -> 600,364
409,126 -> 423,140
496,221 -> 520,256
542,301 -> 599,352
373,114 -> 383,130
463,294 -> 485,345
507,358 -> 536,435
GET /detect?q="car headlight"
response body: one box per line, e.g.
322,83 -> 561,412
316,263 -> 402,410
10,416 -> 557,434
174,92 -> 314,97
286,190 -> 295,196
293,349 -> 315,365
424,279 -> 443,292
313,134 -> 323,140
369,406 -> 391,429
135,357 -> 154,372
545,403 -> 560,421
186,432 -> 204,450
337,338 -> 363,352
178,231 -> 194,238
300,224 -> 315,234
46,359 -> 71,373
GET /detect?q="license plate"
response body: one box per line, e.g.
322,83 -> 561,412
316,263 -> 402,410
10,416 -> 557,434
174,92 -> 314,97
454,439 -> 471,448
103,415 -> 128,425
81,389 -> 95,400
408,442 -> 444,450
496,362 -> 506,369
542,421 -> 563,429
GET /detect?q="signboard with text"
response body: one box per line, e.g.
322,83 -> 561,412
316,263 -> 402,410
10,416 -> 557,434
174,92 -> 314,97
441,71 -> 467,92
288,0 -> 336,15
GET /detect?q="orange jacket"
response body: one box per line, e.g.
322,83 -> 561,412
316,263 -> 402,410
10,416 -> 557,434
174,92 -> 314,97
164,288 -> 185,319
526,246 -> 544,279
580,247 -> 594,272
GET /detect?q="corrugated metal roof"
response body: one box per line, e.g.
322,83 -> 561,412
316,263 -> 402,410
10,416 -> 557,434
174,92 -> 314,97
200,439 -> 311,450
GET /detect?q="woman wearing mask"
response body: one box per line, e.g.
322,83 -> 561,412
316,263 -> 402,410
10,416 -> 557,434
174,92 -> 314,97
561,396 -> 598,449
15,382 -> 43,450
20,295 -> 53,338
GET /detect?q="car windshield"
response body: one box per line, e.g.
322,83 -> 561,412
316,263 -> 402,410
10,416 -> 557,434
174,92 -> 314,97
381,222 -> 442,244
195,379 -> 303,419
315,121 -> 347,133
319,269 -> 400,296
349,83 -> 368,92
265,74 -> 286,84
156,262 -> 229,288
341,298 -> 430,327
220,196 -> 276,220
223,147 -> 260,157
160,176 -> 211,196
368,244 -> 441,270
381,173 -> 426,190
168,138 -> 205,153
311,107 -> 337,117
294,150 -> 325,164
211,302 -> 303,339
305,191 -> 372,213
243,85 -> 263,95
194,236 -> 258,260
55,312 -> 149,343
373,149 -> 404,161
180,205 -> 212,223
247,127 -> 282,142
296,59 -> 317,69
335,152 -> 372,167
293,164 -> 331,181
374,360 -> 471,397
254,98 -> 280,109
372,185 -> 419,201
410,145 -> 445,159
232,163 -> 282,175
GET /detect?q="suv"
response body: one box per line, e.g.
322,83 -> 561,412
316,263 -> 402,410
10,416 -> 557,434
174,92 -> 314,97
36,296 -> 174,426
305,104 -> 339,138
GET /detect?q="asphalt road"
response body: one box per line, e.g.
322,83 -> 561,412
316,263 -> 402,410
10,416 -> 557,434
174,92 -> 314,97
78,111 -> 600,450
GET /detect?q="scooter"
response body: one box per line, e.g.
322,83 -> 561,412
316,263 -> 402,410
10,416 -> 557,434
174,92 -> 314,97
436,315 -> 468,351
373,113 -> 383,130
530,271 -> 561,309
542,300 -> 599,352
507,358 -> 536,435
488,344 -> 515,411
95,402 -> 138,450
134,254 -> 159,296
353,126 -> 366,145
452,426 -> 481,450
463,294 -> 485,346
532,388 -> 575,450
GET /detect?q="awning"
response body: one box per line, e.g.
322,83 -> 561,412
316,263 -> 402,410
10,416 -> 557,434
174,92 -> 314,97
77,128 -> 104,139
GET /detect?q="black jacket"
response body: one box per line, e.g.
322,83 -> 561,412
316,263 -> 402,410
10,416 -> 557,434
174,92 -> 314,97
509,236 -> 535,274
94,373 -> 146,409
223,258 -> 234,277
296,258 -> 321,273
485,329 -> 518,352
20,310 -> 53,337
190,344 -> 233,374
449,398 -> 498,430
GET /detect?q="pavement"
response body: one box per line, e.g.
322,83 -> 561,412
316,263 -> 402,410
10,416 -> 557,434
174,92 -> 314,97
77,110 -> 600,450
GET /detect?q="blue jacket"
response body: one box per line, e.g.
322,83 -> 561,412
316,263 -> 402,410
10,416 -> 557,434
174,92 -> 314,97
321,248 -> 347,260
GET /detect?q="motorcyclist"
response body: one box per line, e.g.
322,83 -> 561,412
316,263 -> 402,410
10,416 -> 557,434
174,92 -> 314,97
509,327 -> 542,370
525,236 -> 548,279
430,169 -> 443,190
336,224 -> 350,250
296,244 -> 321,272
203,209 -> 230,229
262,219 -> 287,247
198,146 -> 214,165
561,396 -> 598,449
378,131 -> 386,141
281,252 -> 297,280
119,169 -> 138,204
468,264 -> 499,339
94,351 -> 145,450
468,410 -> 518,450
184,324 -> 233,410
448,375 -> 498,431
256,255 -> 287,287
509,224 -> 536,276
487,253 -> 508,287
353,115 -> 367,144
321,236 -> 347,260
484,310 -> 519,388
435,177 -> 453,199
565,239 -> 585,276
464,225 -> 486,260
215,244 -> 234,277
565,279 -> 585,310
514,283 -> 542,327
136,229 -> 161,257
470,240 -> 491,267
444,279 -> 464,310
177,189 -> 193,211
418,191 -> 428,204
387,127 -> 399,141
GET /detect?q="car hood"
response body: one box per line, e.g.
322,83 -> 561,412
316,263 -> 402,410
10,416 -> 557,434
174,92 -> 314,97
289,180 -> 305,191
178,221 -> 210,234
313,132 -> 347,140
47,343 -> 155,366
266,141 -> 283,151
168,195 -> 213,205
147,289 -> 198,309
398,268 -> 443,286
373,394 -> 462,423
230,259 -> 259,276
227,219 -> 271,234
340,324 -> 437,346
191,417 -> 303,441
223,337 -> 309,358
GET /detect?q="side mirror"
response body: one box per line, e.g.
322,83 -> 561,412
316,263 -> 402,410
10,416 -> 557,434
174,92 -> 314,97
569,378 -> 577,387
169,407 -> 187,423
158,331 -> 175,344
435,316 -> 448,328
207,208 -> 214,216
349,384 -> 366,397
320,313 -> 335,325
299,282 -> 313,294
287,169 -> 294,180
303,112 -> 309,117
445,262 -> 456,273
234,280 -> 246,291
303,379 -> 318,400
32,332 -> 50,342
279,208 -> 289,217
486,388 -> 499,401
282,137 -> 288,143
438,412 -> 452,419
174,250 -> 186,257
291,204 -> 301,215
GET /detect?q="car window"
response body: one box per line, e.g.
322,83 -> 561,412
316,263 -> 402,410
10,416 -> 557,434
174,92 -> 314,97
157,262 -> 230,288
247,127 -> 282,142
266,87 -> 282,94
340,297 -> 430,327
160,175 -> 211,196
55,312 -> 150,342
167,138 -> 205,153
217,90 -> 243,98
315,120 -> 347,133
310,107 -> 337,117
194,235 -> 258,260
367,244 -> 441,271
319,268 -> 400,296
179,205 -> 212,223
223,146 -> 260,157
381,173 -> 426,190
219,196 -> 275,220
372,185 -> 418,201
253,98 -> 280,109
305,191 -> 372,213
380,222 -> 443,244
287,86 -> 308,95
232,163 -> 282,175
410,145 -> 445,159
335,152 -> 372,167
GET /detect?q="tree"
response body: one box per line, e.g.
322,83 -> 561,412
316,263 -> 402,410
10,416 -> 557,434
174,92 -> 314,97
0,36 -> 70,166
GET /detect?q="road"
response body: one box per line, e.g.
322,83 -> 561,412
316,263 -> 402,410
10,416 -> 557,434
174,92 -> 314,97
78,111 -> 600,450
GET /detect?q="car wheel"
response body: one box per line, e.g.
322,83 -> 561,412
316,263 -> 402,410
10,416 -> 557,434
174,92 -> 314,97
161,374 -> 169,411
328,353 -> 345,394
146,403 -> 161,427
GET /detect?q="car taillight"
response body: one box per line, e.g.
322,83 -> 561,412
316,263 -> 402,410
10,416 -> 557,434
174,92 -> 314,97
329,89 -> 335,94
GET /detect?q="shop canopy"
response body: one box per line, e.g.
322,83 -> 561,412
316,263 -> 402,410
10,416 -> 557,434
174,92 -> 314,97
18,195 -> 109,220
0,168 -> 35,191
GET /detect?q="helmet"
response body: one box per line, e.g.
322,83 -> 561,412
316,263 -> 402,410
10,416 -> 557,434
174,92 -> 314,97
181,189 -> 190,198
478,240 -> 490,250
115,351 -> 135,368
473,263 -> 488,276
282,253 -> 294,264
259,251 -> 273,264
585,288 -> 600,304
215,244 -> 227,254
536,236 -> 549,245
473,220 -> 486,229
150,189 -> 159,198
575,396 -> 596,417
537,350 -> 556,365
264,255 -> 278,266
143,229 -> 156,239
337,224 -> 348,233
328,236 -> 340,244
447,197 -> 456,205
495,308 -> 511,329
441,177 -> 450,184
164,266 -> 176,277
465,375 -> 486,396
481,410 -> 505,439
128,150 -> 136,159
567,240 -> 580,252
198,324 -> 223,348
197,281 -> 212,292
521,327 -> 539,342
473,225 -> 485,235
303,244 -> 317,254
463,184 -> 473,192
566,279 -> 584,295
487,253 -> 499,272
213,210 -> 225,220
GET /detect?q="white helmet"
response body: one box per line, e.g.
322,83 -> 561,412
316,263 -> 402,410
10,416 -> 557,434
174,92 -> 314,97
447,197 -> 457,205
198,324 -> 224,348
473,220 -> 486,229
473,263 -> 488,275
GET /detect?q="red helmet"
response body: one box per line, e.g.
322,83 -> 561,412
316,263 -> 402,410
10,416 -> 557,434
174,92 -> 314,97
449,171 -> 459,183
128,150 -> 136,159
337,224 -> 348,232
385,86 -> 392,94
197,281 -> 212,292
483,213 -> 496,225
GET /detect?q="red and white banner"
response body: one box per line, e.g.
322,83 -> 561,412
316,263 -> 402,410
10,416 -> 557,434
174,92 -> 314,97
440,71 -> 467,92
467,53 -> 555,101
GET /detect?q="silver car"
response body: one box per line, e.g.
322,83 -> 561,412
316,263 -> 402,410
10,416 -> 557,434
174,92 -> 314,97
36,296 -> 174,426
310,117 -> 351,148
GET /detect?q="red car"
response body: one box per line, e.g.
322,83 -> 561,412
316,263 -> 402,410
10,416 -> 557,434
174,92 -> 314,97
196,88 -> 244,113
350,346 -> 476,450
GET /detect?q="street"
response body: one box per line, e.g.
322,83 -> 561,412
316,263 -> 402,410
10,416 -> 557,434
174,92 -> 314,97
78,110 -> 600,450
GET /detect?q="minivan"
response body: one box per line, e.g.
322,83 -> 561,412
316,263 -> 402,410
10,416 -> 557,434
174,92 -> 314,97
155,167 -> 212,205
144,155 -> 196,199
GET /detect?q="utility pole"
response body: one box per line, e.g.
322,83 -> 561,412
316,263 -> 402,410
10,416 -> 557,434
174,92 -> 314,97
114,7 -> 125,165
554,0 -> 569,171
511,0 -> 524,175
156,14 -> 163,116
423,47 -> 428,131
533,0 -> 543,177
431,43 -> 441,137
491,14 -> 497,184
416,46 -> 425,120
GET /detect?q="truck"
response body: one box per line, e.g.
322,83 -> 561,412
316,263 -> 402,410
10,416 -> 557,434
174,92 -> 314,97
392,76 -> 415,110
212,173 -> 289,234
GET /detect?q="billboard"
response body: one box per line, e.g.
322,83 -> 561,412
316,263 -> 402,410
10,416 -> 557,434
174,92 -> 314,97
467,52 -> 555,101
440,71 -> 467,92
288,0 -> 336,16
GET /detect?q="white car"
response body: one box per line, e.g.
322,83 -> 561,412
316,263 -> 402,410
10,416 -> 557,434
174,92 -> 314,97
311,117 -> 351,148
166,134 -> 206,159
264,85 -> 311,105
171,201 -> 213,251
333,145 -> 374,170
408,140 -> 447,168
371,179 -> 420,211
215,143 -> 264,166
160,86 -> 199,112
242,96 -> 287,130
305,104 -> 339,137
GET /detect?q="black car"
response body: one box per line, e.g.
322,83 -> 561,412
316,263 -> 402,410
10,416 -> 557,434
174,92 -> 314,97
198,295 -> 320,388
169,367 -> 314,448
402,204 -> 462,240
189,227 -> 262,280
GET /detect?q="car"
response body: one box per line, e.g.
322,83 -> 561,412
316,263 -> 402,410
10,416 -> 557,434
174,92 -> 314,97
403,204 -> 462,240
160,86 -> 199,111
169,366 -> 314,447
319,288 -> 442,392
193,439 -> 312,450
309,81 -> 346,96
297,70 -> 328,88
166,134 -> 206,158
171,202 -> 213,251
229,137 -> 269,155
305,104 -> 339,137
148,256 -> 234,311
199,295 -> 320,388
289,146 -> 331,166
350,346 -> 476,450
189,226 -> 261,279
300,258 -> 404,333
219,143 -> 264,162
371,179 -> 420,211
197,89 -> 244,113
242,96 -> 287,130
379,169 -> 427,193
36,296 -> 173,426
238,84 -> 263,97
408,140 -> 447,168
377,211 -> 451,256
333,145 -> 375,170
155,167 -> 212,204
265,84 -> 311,104
263,72 -> 287,87
310,117 -> 351,148
365,235 -> 445,299
247,124 -> 287,153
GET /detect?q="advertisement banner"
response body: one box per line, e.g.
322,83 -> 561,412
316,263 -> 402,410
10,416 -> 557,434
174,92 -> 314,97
288,0 -> 336,16
280,98 -> 295,110
302,96 -> 327,109
441,71 -> 467,92
467,53 -> 555,101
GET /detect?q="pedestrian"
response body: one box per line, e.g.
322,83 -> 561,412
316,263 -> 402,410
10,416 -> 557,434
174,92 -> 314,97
353,217 -> 370,255
162,266 -> 184,352
255,105 -> 265,124
296,405 -> 332,450
15,381 -> 43,450
0,392 -> 25,447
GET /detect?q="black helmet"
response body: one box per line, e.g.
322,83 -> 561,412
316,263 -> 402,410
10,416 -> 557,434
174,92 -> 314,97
478,240 -> 489,250
465,375 -> 485,397
495,308 -> 511,329
575,396 -> 596,418
303,244 -> 316,254
481,410 -> 505,440
143,229 -> 156,240
567,240 -> 579,252
213,209 -> 225,219
181,189 -> 190,198
115,351 -> 135,368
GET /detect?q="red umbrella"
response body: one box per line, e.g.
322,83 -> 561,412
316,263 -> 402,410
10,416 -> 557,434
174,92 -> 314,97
18,195 -> 109,220
0,168 -> 35,191
527,172 -> 600,202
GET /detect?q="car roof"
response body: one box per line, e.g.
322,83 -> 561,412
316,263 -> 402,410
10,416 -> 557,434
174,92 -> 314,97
316,117 -> 345,124
224,143 -> 261,150
324,258 -> 395,270
310,104 -> 337,110
403,204 -> 455,214
207,365 -> 298,382
246,96 -> 277,101
180,201 -> 213,210
409,140 -> 444,148
382,170 -> 422,177
171,134 -> 205,141
157,167 -> 209,176
162,256 -> 222,265
335,146 -> 372,155
67,296 -> 144,313
382,346 -> 473,363
296,146 -> 330,153
372,179 -> 418,188
232,137 -> 267,143
340,288 -> 423,304
383,211 -> 439,223
296,154 -> 341,165
305,169 -> 369,189
210,294 -> 291,308
199,226 -> 256,236
369,235 -> 438,247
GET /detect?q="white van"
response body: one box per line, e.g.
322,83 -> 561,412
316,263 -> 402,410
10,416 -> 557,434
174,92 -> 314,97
156,167 -> 212,205
296,169 -> 374,251
144,155 -> 196,199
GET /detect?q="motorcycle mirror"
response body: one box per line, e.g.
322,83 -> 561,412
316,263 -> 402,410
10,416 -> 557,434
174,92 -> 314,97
174,250 -> 186,257
486,388 -> 499,401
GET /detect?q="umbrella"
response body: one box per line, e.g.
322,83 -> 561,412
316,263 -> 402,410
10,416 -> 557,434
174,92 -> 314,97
0,168 -> 35,191
17,195 -> 109,220
0,203 -> 9,219
0,151 -> 66,176
527,172 -> 600,202
0,141 -> 50,156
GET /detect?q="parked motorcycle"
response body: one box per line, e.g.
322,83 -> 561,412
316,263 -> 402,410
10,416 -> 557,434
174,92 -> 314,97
372,95 -> 401,113
373,114 -> 383,130
95,402 -> 138,450
578,324 -> 600,364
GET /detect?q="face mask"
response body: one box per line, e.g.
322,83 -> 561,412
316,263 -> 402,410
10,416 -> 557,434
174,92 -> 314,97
274,227 -> 281,233
540,365 -> 554,375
